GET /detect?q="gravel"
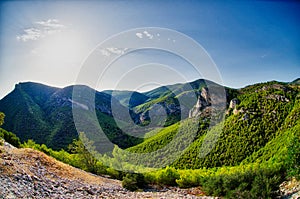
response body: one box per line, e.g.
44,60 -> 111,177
0,143 -> 217,199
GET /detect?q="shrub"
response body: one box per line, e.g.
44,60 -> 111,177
176,171 -> 200,188
200,167 -> 283,198
201,175 -> 225,196
122,173 -> 145,191
106,168 -> 123,180
156,166 -> 180,186
0,128 -> 21,148
287,135 -> 300,180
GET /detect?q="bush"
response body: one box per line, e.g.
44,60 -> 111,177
156,166 -> 180,186
176,171 -> 200,188
122,173 -> 145,191
201,175 -> 225,196
106,168 -> 123,180
0,112 -> 4,126
287,135 -> 300,180
0,128 -> 21,148
200,167 -> 283,198
250,170 -> 281,198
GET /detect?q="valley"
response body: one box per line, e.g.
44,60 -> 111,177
0,79 -> 299,198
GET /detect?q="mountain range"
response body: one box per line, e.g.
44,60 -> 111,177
0,79 -> 223,150
0,79 -> 299,171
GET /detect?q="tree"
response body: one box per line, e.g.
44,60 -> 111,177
68,132 -> 98,173
0,112 -> 4,126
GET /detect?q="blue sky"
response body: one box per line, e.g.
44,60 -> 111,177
0,0 -> 299,98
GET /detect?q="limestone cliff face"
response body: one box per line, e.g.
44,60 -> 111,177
229,98 -> 239,109
189,87 -> 211,118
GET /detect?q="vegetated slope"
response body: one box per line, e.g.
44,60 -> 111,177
133,79 -> 209,126
104,79 -> 209,127
103,90 -> 149,108
0,79 -> 233,151
0,82 -> 143,150
291,78 -> 300,85
126,81 -> 300,169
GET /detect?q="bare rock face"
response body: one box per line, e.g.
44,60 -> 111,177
227,98 -> 240,115
266,94 -> 290,102
189,87 -> 212,118
233,109 -> 239,115
200,87 -> 211,104
229,98 -> 239,109
279,178 -> 300,199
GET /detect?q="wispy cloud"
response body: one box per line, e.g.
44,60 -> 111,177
35,19 -> 65,29
143,31 -> 153,39
99,47 -> 128,56
16,28 -> 42,42
136,32 -> 143,39
135,31 -> 154,39
16,19 -> 66,42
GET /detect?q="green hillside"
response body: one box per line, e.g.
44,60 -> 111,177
0,82 -> 143,150
126,81 -> 300,169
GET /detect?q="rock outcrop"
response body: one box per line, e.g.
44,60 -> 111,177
189,87 -> 212,118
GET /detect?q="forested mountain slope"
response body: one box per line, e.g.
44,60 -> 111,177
126,81 -> 300,169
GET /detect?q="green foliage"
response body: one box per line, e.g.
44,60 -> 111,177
128,123 -> 180,153
0,112 -> 4,126
201,167 -> 283,198
0,138 -> 4,146
0,83 -> 143,151
68,132 -> 98,173
144,163 -> 284,198
0,112 -> 21,147
155,166 -> 180,186
122,173 -> 145,191
106,167 -> 123,180
287,135 -> 300,180
0,128 -> 21,148
22,139 -> 108,176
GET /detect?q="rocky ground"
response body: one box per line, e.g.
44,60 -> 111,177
1,142 -> 299,199
0,142 -> 215,199
279,177 -> 300,199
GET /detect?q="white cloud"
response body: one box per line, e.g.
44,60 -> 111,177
16,19 -> 66,42
143,31 -> 153,39
99,47 -> 128,56
135,31 -> 154,39
99,49 -> 111,56
35,19 -> 65,29
16,28 -> 42,42
136,32 -> 143,39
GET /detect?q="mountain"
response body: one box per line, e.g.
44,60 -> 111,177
125,81 -> 300,169
0,79 -> 299,198
0,82 -> 143,150
291,78 -> 300,85
0,79 -> 299,169
0,79 -> 224,150
103,90 -> 149,108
